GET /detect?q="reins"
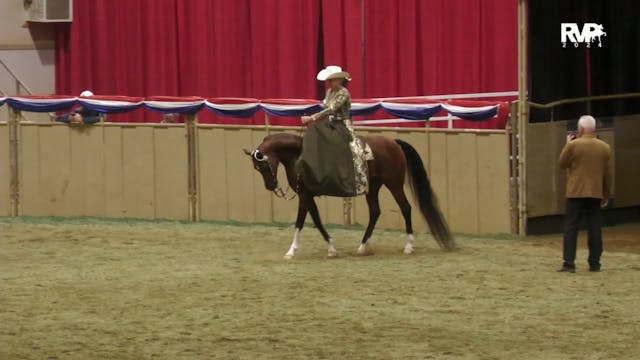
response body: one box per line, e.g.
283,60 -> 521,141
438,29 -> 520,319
269,125 -> 305,200
256,125 -> 306,201
270,164 -> 299,201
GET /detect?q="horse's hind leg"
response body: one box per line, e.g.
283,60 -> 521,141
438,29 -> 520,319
390,186 -> 415,255
357,182 -> 382,255
303,193 -> 337,257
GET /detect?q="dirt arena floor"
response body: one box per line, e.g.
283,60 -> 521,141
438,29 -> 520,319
1,217 -> 639,359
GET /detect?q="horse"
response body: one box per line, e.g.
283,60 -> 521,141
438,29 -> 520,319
243,133 -> 454,259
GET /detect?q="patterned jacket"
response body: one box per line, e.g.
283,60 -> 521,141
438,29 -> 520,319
311,86 -> 351,122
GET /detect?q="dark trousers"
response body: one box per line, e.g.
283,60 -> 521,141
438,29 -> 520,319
563,197 -> 603,266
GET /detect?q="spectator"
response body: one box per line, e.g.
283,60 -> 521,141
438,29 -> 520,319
53,90 -> 101,125
161,113 -> 179,123
557,115 -> 612,273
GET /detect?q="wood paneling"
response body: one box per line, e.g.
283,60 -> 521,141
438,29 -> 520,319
476,133 -> 510,233
0,123 -> 9,216
154,127 -> 188,220
526,119 -> 636,217
198,127 -> 229,221
613,116 -> 640,207
8,123 -> 512,235
446,133 -> 479,233
526,121 -> 567,217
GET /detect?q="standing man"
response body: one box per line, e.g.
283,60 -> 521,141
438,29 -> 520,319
557,115 -> 612,273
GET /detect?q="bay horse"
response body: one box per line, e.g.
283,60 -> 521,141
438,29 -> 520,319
243,133 -> 453,259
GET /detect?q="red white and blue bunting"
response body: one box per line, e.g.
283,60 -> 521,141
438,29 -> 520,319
380,99 -> 442,120
350,99 -> 381,116
204,98 -> 261,118
144,96 -> 204,114
0,94 -> 506,124
260,99 -> 322,117
77,96 -> 144,114
6,95 -> 78,112
441,102 -> 498,121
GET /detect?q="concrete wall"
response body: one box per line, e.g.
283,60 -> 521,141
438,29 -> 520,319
0,1 -> 56,123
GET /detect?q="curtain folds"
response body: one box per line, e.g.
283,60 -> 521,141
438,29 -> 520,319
56,0 -> 518,127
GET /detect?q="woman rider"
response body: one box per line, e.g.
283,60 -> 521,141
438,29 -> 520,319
299,65 -> 368,197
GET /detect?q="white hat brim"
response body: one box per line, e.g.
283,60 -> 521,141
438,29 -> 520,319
317,69 -> 350,81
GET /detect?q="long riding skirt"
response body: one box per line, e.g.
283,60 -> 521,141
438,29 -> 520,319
298,120 -> 358,197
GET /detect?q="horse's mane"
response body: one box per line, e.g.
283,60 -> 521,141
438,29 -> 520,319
263,133 -> 302,142
261,133 -> 303,154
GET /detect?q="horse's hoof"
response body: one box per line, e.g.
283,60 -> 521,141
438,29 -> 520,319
327,247 -> 338,258
403,245 -> 414,255
357,244 -> 367,255
283,253 -> 294,260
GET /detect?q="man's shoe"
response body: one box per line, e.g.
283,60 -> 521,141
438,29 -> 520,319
589,263 -> 601,272
557,263 -> 576,273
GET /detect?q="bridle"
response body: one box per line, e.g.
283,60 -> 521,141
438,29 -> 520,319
251,149 -> 299,200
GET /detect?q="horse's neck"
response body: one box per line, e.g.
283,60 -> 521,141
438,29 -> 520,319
268,134 -> 302,176
278,151 -> 300,171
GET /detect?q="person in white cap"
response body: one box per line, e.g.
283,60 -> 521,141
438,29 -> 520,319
298,66 -> 369,196
54,90 -> 101,124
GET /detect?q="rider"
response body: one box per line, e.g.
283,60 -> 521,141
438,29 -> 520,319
299,65 -> 368,197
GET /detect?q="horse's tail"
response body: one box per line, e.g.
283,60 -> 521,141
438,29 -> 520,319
395,139 -> 455,251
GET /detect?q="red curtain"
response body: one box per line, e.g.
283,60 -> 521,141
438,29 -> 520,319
56,0 -> 517,127
56,0 -> 321,124
56,0 -> 180,122
174,0 -> 254,124
358,0 -> 517,97
245,0 -> 322,125
321,0 -> 364,98
320,0 -> 517,128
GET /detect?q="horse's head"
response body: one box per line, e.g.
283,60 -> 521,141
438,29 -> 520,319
243,134 -> 303,192
243,145 -> 280,191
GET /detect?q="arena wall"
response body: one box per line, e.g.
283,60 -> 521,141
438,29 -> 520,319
17,122 -> 189,220
0,122 -> 9,216
3,122 -> 512,234
526,115 -> 640,217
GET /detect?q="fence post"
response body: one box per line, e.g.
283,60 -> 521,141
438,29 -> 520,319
186,114 -> 198,222
517,0 -> 529,235
8,106 -> 20,216
508,102 -> 519,234
343,198 -> 353,226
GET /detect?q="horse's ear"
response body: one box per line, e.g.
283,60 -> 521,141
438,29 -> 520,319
242,148 -> 252,156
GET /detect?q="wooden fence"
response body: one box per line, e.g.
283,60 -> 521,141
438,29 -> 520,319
526,115 -> 640,217
0,121 -> 513,234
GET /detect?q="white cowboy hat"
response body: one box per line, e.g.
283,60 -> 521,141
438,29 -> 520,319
316,65 -> 351,81
79,90 -> 94,97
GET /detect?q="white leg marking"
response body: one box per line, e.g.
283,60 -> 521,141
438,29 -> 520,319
327,238 -> 337,257
357,243 -> 367,255
284,228 -> 301,260
403,234 -> 415,255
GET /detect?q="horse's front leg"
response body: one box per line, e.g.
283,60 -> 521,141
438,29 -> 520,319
284,198 -> 307,260
303,193 -> 337,257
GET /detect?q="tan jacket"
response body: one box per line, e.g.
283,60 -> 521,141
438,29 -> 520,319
558,134 -> 612,199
